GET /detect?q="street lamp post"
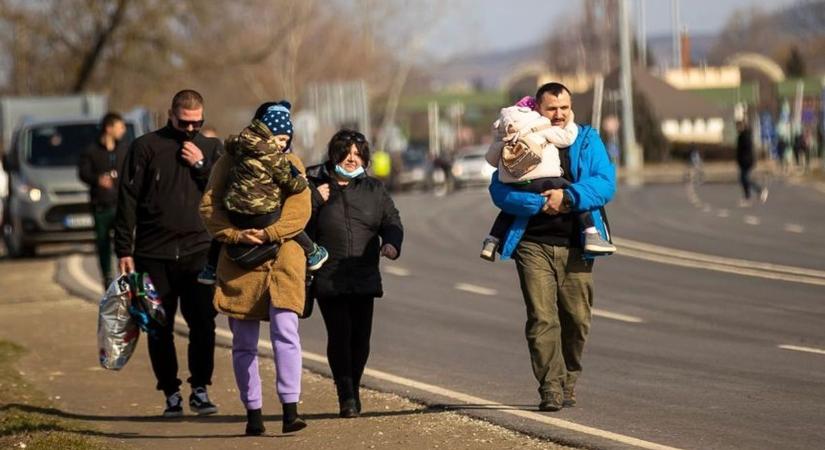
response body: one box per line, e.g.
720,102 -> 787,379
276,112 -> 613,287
620,0 -> 643,185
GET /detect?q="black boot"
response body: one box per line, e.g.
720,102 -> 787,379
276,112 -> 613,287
335,377 -> 359,418
245,408 -> 266,436
281,402 -> 307,433
354,383 -> 362,414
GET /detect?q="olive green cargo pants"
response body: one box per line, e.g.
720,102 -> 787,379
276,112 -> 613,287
513,240 -> 594,396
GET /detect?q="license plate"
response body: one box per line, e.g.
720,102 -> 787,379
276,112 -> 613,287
64,214 -> 93,228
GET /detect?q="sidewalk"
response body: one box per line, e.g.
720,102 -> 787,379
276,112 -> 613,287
0,256 -> 569,449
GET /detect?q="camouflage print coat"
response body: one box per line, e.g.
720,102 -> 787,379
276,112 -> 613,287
223,119 -> 307,215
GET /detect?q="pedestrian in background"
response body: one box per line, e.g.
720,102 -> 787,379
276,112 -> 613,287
114,89 -> 222,418
736,120 -> 768,206
78,112 -> 128,289
489,82 -> 615,412
307,129 -> 403,418
199,102 -> 312,436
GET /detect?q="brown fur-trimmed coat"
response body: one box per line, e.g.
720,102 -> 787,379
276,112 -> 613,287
199,152 -> 310,320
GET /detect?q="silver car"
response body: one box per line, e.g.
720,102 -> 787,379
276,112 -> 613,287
451,145 -> 495,189
2,115 -> 146,257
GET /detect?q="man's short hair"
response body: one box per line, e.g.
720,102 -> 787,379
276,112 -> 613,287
171,89 -> 204,111
100,112 -> 124,131
535,82 -> 572,100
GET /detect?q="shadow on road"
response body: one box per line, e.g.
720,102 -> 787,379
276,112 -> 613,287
2,402 -> 438,425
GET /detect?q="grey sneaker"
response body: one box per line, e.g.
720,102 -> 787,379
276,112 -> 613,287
584,232 -> 616,254
480,237 -> 499,262
538,391 -> 563,412
189,386 -> 218,415
163,391 -> 184,418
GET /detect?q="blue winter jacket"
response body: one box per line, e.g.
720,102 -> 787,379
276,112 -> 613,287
488,124 -> 616,260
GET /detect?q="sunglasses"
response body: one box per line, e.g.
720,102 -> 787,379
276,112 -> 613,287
175,116 -> 204,128
339,130 -> 366,143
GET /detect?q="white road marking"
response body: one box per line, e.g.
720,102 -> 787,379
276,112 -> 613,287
702,205 -> 712,212
743,215 -> 761,225
783,223 -> 805,234
716,209 -> 729,218
383,265 -> 411,276
614,237 -> 825,286
778,345 -> 825,356
68,254 -> 101,294
68,255 -> 683,449
454,283 -> 498,296
593,308 -> 644,323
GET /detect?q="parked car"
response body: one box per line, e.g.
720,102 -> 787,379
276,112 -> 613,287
392,146 -> 433,191
2,113 -> 148,257
452,145 -> 495,189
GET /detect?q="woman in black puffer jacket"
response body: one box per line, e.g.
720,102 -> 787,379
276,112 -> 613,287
306,129 -> 403,418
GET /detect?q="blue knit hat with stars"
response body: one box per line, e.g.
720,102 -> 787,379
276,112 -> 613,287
259,100 -> 293,139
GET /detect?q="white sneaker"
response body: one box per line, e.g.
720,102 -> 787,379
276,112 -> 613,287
760,188 -> 769,203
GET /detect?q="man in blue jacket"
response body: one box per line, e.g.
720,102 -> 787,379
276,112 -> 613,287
489,82 -> 616,412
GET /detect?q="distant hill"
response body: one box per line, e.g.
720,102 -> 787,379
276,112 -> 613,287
429,43 -> 545,90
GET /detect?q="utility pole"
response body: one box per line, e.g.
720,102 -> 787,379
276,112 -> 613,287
638,0 -> 647,67
620,0 -> 642,185
671,0 -> 682,69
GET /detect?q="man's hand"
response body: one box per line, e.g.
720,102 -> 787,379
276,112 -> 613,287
98,174 -> 114,190
181,141 -> 205,167
238,229 -> 265,245
380,244 -> 399,260
118,256 -> 135,274
316,183 -> 330,202
541,189 -> 567,215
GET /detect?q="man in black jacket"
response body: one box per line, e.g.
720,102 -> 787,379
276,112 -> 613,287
78,112 -> 128,289
114,90 -> 223,418
736,120 -> 768,206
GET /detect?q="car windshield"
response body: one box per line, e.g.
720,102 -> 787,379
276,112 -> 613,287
26,123 -> 135,167
402,149 -> 427,166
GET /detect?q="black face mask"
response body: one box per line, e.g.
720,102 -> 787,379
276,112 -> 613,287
167,119 -> 199,141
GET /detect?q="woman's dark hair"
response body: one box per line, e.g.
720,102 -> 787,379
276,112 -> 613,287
327,129 -> 370,168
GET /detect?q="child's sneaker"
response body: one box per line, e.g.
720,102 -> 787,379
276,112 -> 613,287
584,233 -> 616,254
197,264 -> 217,285
480,237 -> 500,262
163,391 -> 184,418
307,244 -> 329,272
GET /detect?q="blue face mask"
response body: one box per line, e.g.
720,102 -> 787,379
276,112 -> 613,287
334,164 -> 365,179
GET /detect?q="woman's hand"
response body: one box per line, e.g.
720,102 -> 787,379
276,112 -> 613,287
380,244 -> 399,260
238,229 -> 265,245
316,183 -> 330,202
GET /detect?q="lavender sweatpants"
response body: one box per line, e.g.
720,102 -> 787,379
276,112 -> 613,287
228,306 -> 302,408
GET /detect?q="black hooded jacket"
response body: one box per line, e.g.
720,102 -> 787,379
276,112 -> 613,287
114,125 -> 222,259
77,140 -> 129,208
306,163 -> 403,299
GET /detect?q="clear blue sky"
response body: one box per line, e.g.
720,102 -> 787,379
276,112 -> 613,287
425,0 -> 801,59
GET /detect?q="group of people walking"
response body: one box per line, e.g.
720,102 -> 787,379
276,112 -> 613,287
80,82 -> 615,435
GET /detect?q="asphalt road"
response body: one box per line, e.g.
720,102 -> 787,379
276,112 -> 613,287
66,178 -> 825,449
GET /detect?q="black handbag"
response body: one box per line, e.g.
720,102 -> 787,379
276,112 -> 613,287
301,273 -> 315,319
225,242 -> 281,269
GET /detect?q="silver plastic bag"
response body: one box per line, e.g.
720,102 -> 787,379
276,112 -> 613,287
97,275 -> 139,370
